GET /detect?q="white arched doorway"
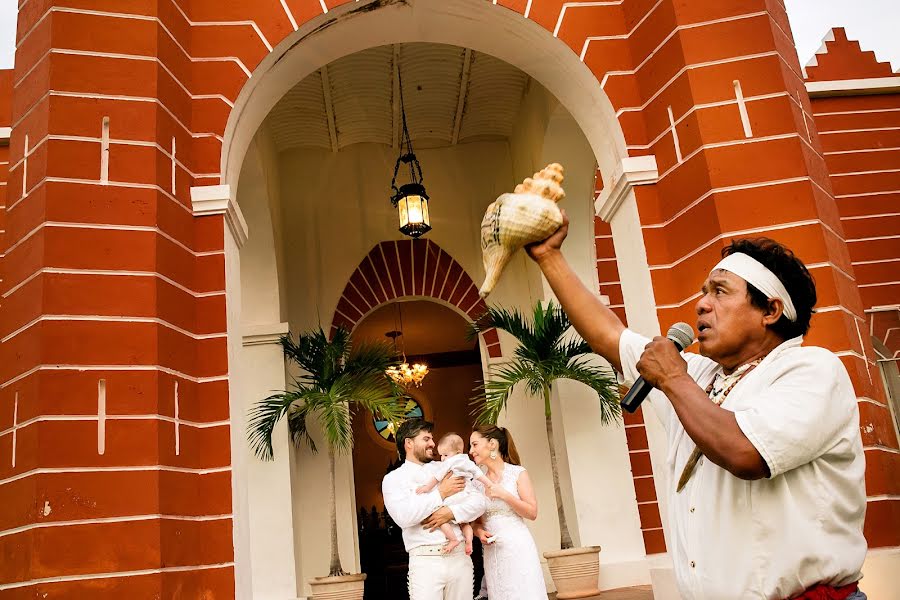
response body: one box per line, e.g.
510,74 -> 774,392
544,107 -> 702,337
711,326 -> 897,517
216,2 -> 666,598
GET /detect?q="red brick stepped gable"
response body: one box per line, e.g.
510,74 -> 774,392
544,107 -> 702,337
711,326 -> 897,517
806,27 -> 896,82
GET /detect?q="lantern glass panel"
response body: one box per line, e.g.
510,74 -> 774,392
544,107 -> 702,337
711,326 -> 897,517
398,199 -> 410,228
406,194 -> 425,226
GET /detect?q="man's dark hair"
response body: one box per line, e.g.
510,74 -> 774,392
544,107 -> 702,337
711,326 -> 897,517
721,238 -> 817,339
395,418 -> 434,460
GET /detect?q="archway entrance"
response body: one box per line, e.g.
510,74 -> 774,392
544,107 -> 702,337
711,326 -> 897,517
228,7 -> 658,596
352,299 -> 484,598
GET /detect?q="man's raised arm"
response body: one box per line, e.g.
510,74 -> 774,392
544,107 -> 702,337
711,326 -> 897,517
527,212 -> 625,371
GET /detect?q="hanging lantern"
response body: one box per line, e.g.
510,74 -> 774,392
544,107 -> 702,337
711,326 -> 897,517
390,71 -> 432,239
392,181 -> 431,239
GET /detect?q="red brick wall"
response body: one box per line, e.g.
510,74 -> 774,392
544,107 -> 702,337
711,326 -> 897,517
807,27 -> 900,549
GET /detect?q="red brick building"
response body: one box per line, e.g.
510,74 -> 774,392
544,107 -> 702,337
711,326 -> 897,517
0,1 -> 897,598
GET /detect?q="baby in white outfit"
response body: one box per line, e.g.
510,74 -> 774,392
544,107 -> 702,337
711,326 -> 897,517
416,433 -> 492,554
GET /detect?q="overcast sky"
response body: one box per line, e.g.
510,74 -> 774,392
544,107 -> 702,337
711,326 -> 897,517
0,0 -> 897,72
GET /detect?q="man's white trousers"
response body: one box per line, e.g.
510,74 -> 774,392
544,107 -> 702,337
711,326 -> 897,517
407,546 -> 473,600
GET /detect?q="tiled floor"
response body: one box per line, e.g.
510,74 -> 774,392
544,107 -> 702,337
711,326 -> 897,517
548,586 -> 654,600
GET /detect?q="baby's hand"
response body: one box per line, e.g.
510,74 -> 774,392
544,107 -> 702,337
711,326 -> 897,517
486,483 -> 506,501
415,485 -> 429,494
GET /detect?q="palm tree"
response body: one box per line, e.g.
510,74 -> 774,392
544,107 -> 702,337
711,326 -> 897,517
471,301 -> 620,550
248,326 -> 406,577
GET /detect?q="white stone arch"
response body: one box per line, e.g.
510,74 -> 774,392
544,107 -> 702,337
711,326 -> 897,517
221,0 -> 629,191
218,1 -> 669,597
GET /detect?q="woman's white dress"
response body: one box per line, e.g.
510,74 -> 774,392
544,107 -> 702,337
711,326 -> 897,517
473,463 -> 548,599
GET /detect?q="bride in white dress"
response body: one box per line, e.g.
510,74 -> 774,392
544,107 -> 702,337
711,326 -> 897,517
470,425 -> 548,599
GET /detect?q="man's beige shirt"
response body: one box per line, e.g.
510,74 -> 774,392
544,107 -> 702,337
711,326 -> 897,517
620,330 -> 867,599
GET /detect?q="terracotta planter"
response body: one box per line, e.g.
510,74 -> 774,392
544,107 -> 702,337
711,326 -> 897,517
308,573 -> 367,600
543,546 -> 601,599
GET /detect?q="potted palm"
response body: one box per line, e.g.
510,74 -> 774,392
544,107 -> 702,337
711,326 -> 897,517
471,301 -> 621,599
248,326 -> 406,600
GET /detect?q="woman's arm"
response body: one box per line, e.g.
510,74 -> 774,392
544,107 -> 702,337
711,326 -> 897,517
489,470 -> 538,520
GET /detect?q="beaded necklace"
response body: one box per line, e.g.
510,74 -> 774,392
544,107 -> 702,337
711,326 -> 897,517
675,357 -> 764,492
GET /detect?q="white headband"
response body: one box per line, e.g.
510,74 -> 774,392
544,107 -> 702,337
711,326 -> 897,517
712,253 -> 797,322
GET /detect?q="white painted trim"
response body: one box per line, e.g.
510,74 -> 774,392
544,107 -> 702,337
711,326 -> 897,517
646,221 -> 829,271
7,176 -> 193,215
0,513 -> 233,539
554,1 -> 623,38
2,268 -> 224,301
623,91 -> 787,150
1,314 -> 227,345
14,48 -> 237,106
616,51 -> 779,116
0,365 -> 228,390
590,10 -> 768,84
279,0 -> 298,31
595,156 -> 659,221
0,127 -> 10,141
640,176 -> 810,229
819,126 -> 900,135
0,465 -> 231,488
655,132 -> 799,184
1,221 -> 224,261
806,76 -> 900,97
191,184 -> 249,248
0,414 -> 231,438
242,322 -> 290,347
0,562 -> 235,591
815,107 -> 900,117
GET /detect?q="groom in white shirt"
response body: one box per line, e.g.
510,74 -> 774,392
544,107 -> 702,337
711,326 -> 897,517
382,418 -> 488,600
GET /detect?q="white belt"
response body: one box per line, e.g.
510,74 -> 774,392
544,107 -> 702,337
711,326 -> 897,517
409,544 -> 464,557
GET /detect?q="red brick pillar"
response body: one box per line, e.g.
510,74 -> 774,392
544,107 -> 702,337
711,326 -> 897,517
0,4 -> 235,597
598,0 -> 898,551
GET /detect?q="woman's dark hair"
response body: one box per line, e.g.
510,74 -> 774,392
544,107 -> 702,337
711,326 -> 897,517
395,418 -> 434,460
721,238 -> 817,339
472,425 -> 521,465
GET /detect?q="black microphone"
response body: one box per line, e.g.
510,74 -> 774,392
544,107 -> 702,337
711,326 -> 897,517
620,322 -> 695,413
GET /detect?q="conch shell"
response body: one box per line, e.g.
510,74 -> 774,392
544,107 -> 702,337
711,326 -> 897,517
478,163 -> 565,297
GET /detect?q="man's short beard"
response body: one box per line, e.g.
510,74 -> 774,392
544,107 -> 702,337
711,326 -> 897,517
414,447 -> 433,463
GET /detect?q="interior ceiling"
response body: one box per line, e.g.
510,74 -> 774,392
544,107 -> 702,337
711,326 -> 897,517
353,300 -> 476,357
265,42 -> 531,152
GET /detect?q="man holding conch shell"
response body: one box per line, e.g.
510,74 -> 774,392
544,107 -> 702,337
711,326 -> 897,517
477,165 -> 867,599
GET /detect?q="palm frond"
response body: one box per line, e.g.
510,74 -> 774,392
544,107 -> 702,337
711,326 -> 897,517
471,305 -> 535,348
471,361 -> 541,425
314,391 -> 355,453
345,340 -> 397,375
331,371 -> 406,420
247,390 -> 303,461
287,395 -> 318,453
556,357 -> 621,424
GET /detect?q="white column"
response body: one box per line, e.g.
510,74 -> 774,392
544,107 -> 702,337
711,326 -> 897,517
191,185 -> 256,600
596,157 -> 682,599
243,323 -> 302,600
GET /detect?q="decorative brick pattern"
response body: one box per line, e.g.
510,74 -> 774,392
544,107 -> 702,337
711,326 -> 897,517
330,240 -> 501,358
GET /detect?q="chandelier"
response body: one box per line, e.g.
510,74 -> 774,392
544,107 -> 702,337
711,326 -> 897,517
385,360 -> 429,388
384,303 -> 429,387
389,69 -> 432,239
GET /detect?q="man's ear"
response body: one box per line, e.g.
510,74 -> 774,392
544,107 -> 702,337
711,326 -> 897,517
763,298 -> 784,326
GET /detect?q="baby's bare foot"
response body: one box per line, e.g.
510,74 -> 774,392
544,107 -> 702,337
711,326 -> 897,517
465,540 -> 473,556
442,538 -> 461,554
